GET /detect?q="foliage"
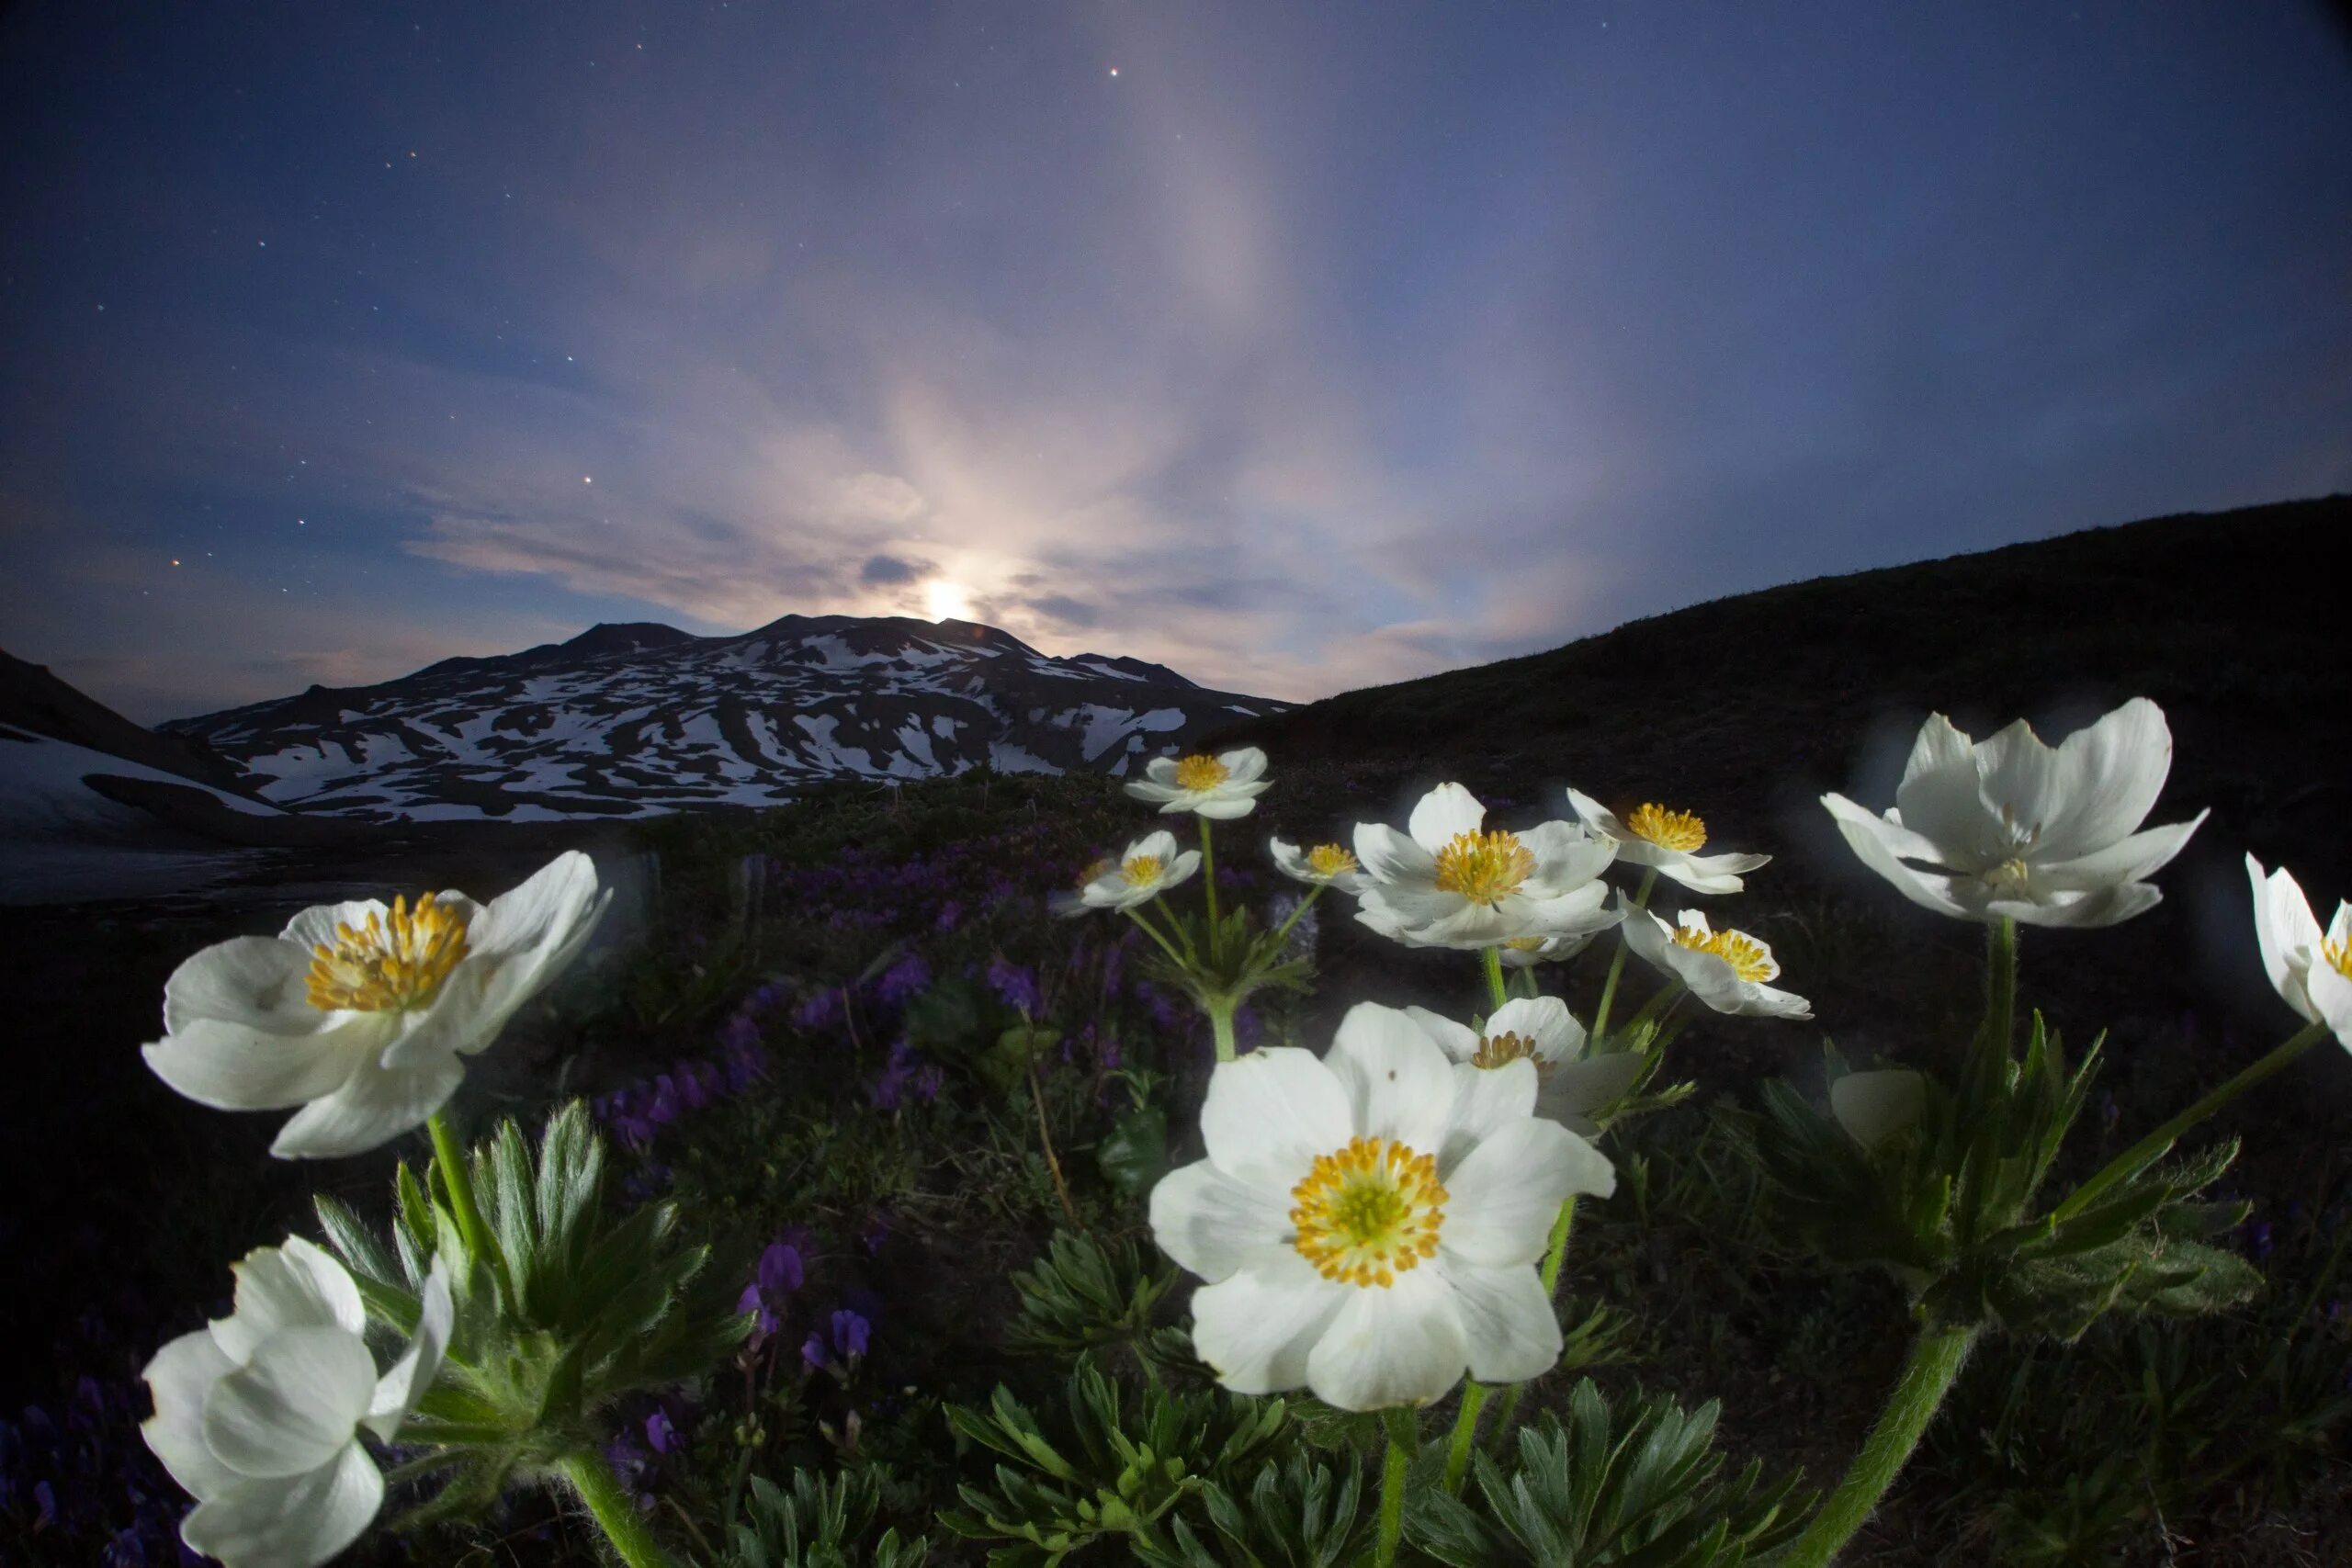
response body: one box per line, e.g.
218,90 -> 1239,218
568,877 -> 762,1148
717,1467 -> 931,1568
1004,1229 -> 1190,1369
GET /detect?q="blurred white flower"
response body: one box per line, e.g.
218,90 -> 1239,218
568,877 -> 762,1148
1563,792 -> 1770,895
143,852 -> 609,1159
1619,895 -> 1812,1020
1494,931 -> 1602,969
1351,784 -> 1620,952
1053,829 -> 1201,915
1830,1068 -> 1927,1150
1123,747 -> 1272,819
142,1238 -> 453,1568
1405,996 -> 1644,1141
1148,1003 -> 1613,1411
1270,837 -> 1367,894
2247,855 -> 2352,1048
1822,699 -> 2205,928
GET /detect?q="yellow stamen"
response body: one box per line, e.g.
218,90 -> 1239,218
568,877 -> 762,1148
305,892 -> 471,1012
1432,829 -> 1534,906
1984,857 -> 2032,895
2323,934 -> 2352,983
1470,1031 -> 1554,1081
1503,936 -> 1545,952
1120,854 -> 1165,887
1626,802 -> 1707,853
1307,842 -> 1359,878
1289,1135 -> 1447,1289
1173,753 -> 1230,791
1670,920 -> 1777,983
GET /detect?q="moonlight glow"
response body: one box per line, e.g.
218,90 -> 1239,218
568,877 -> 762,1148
924,579 -> 976,623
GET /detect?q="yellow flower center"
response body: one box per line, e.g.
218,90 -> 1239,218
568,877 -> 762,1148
1173,754 -> 1230,791
1432,829 -> 1535,906
1307,842 -> 1359,878
2323,934 -> 2352,983
1470,1031 -> 1554,1080
1290,1136 -> 1447,1288
305,893 -> 471,1013
1984,857 -> 2033,895
1626,802 -> 1707,852
1671,921 -> 1776,983
1120,854 -> 1166,887
1503,936 -> 1545,952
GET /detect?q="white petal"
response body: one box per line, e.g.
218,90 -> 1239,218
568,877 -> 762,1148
1149,1160 -> 1296,1283
1893,714 -> 2006,870
1199,1047 -> 1351,1192
1732,980 -> 1814,1020
144,1015 -> 381,1113
1439,1258 -> 1562,1383
1326,1003 -> 1455,1156
1536,1053 -> 1645,1134
180,1440 -> 383,1568
211,1238 -> 367,1362
1408,784 -> 1487,854
1353,820 -> 1435,883
2034,697 -> 2174,860
1220,747 -> 1269,784
1144,755 -> 1182,784
1615,897 -> 1678,975
1822,795 -> 1974,920
2308,959 -> 2352,1050
2247,856 -> 2324,1020
1516,821 -> 1617,897
164,938 -> 327,1037
202,1328 -> 376,1480
1563,788 -> 1626,840
2000,881 -> 2163,929
1305,1269 -> 1467,1411
1487,997 -> 1579,1063
1650,849 -> 1771,896
1190,1252 -> 1345,1395
268,1047 -> 465,1160
1441,1060 -> 1538,1169
1123,779 -> 1182,804
1193,793 -> 1261,820
1159,850 -> 1203,888
1403,1006 -> 1484,1064
1973,716 -> 2068,857
1442,1120 -> 1613,1266
1830,1069 -> 1926,1149
364,1262 -> 452,1441
142,1330 -> 241,1499
2032,813 -> 2205,892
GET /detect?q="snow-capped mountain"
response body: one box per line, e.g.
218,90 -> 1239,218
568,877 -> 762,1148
164,615 -> 1286,820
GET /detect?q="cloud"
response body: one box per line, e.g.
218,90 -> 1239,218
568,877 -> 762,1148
858,553 -> 933,586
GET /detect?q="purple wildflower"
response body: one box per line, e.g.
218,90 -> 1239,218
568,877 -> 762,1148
987,957 -> 1043,1016
794,987 -> 843,1031
646,1409 -> 681,1455
935,899 -> 965,932
874,953 -> 932,1008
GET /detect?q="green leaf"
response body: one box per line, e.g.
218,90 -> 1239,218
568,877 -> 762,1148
1097,1107 -> 1170,1201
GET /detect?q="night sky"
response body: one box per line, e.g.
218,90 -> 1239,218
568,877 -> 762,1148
2,3 -> 2346,723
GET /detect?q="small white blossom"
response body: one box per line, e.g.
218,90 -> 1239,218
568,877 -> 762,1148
1563,791 -> 1770,895
2247,855 -> 2352,1048
1404,996 -> 1644,1140
1830,1068 -> 1926,1150
1618,894 -> 1812,1019
1270,837 -> 1367,894
143,852 -> 609,1158
1052,829 -> 1201,915
1124,747 -> 1272,819
1351,784 -> 1620,952
1822,699 -> 2205,928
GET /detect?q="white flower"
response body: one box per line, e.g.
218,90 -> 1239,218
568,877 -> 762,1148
1270,837 -> 1367,894
1148,1003 -> 1615,1411
1404,996 -> 1645,1140
2247,855 -> 2352,1048
1563,791 -> 1770,895
1829,1068 -> 1926,1150
1494,932 -> 1602,969
1053,829 -> 1201,915
1351,784 -> 1621,952
1124,747 -> 1272,819
1821,699 -> 2206,928
142,1238 -> 453,1568
143,852 -> 610,1159
1618,895 -> 1812,1020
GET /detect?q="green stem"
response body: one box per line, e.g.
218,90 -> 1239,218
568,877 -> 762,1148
1537,1195 -> 1579,1297
2052,1020 -> 2329,1223
1441,1382 -> 1488,1495
1272,882 -> 1325,947
1972,917 -> 2018,1100
1199,817 -> 1220,937
1482,946 -> 1509,1011
1589,868 -> 1657,1046
557,1449 -> 682,1568
1781,1325 -> 1979,1568
1375,1407 -> 1417,1566
1207,1001 -> 1239,1065
426,1112 -> 514,1307
1125,906 -> 1190,968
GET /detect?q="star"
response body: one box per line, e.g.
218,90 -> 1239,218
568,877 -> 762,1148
1108,66 -> 1119,77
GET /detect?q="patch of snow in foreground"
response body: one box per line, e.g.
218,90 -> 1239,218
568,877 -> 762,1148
0,730 -> 284,837
988,741 -> 1064,775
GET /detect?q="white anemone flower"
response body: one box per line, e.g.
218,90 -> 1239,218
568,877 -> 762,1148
1123,747 -> 1272,819
2247,855 -> 2352,1048
1830,1068 -> 1927,1151
1351,784 -> 1621,952
1270,837 -> 1367,895
1618,894 -> 1812,1020
1563,791 -> 1770,895
1821,699 -> 2206,928
1494,931 -> 1602,969
142,1238 -> 453,1568
1053,829 -> 1201,915
1148,1002 -> 1615,1412
143,852 -> 609,1159
1404,996 -> 1645,1141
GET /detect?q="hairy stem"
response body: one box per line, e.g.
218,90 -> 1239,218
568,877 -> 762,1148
1199,817 -> 1219,937
1538,1195 -> 1579,1297
1781,1325 -> 1978,1568
1482,946 -> 1509,1011
1441,1382 -> 1489,1495
2053,1020 -> 2329,1223
1207,1001 -> 1239,1065
426,1111 -> 514,1307
1375,1406 -> 1418,1566
557,1449 -> 682,1568
1272,882 -> 1324,947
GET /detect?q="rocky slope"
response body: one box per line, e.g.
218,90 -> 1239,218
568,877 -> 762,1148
165,615 -> 1286,820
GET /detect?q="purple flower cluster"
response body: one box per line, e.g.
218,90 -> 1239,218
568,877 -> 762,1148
594,986 -> 779,1150
987,957 -> 1043,1016
803,1308 -> 872,1380
869,1042 -> 943,1110
737,1235 -> 808,1348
